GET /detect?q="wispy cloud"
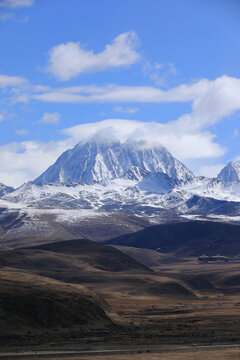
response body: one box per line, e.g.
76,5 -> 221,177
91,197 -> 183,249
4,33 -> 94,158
39,112 -> 61,125
15,129 -> 29,135
0,111 -> 15,122
32,75 -> 240,132
5,73 -> 240,137
0,74 -> 27,87
2,74 -> 240,184
113,106 -> 138,114
232,128 -> 239,138
46,31 -> 140,81
32,79 -> 210,104
0,11 -> 28,21
0,11 -> 12,20
143,61 -> 178,86
0,0 -> 33,22
0,0 -> 34,8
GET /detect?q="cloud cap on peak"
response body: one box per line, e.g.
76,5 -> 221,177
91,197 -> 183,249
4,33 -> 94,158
62,118 -> 225,161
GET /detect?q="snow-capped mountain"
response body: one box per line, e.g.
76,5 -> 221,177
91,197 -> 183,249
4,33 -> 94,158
5,140 -> 240,217
4,139 -> 240,246
33,140 -> 195,185
0,183 -> 15,197
217,161 -> 240,182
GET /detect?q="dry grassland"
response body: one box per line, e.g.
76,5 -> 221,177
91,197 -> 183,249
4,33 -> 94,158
40,348 -> 240,360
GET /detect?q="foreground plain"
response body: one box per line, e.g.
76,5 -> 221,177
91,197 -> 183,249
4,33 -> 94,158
47,348 -> 240,360
0,238 -> 240,350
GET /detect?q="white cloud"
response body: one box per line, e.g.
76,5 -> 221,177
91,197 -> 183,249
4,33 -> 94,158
15,129 -> 29,135
0,74 -> 27,87
113,106 -> 138,114
0,12 -> 28,22
0,12 -> 12,20
32,76 -> 240,135
0,111 -> 15,122
0,118 -> 226,187
143,61 -> 178,86
0,0 -> 34,8
191,76 -> 240,127
232,129 -> 239,138
46,31 -> 140,81
62,119 -> 225,161
39,112 -> 61,125
0,139 -> 72,187
2,75 -> 240,185
32,78 -> 210,104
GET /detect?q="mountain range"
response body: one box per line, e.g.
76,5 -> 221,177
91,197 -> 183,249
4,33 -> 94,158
1,139 -> 240,245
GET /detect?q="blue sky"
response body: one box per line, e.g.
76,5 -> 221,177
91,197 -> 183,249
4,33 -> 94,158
0,0 -> 240,186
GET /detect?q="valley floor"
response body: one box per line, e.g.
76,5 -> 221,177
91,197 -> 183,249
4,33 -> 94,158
42,348 -> 240,360
1,241 -> 240,353
2,345 -> 240,359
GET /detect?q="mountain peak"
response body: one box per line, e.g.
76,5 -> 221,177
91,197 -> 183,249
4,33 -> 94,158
217,161 -> 240,182
33,140 -> 195,185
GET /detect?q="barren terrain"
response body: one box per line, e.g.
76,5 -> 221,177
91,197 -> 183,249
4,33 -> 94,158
0,238 -> 240,355
43,348 -> 240,360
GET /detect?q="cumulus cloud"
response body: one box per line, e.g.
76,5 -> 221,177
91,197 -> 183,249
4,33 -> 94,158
191,76 -> 240,127
39,112 -> 61,125
0,0 -> 34,8
46,31 -> 140,81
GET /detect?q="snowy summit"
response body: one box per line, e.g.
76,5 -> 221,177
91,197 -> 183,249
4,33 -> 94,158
33,140 -> 195,185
